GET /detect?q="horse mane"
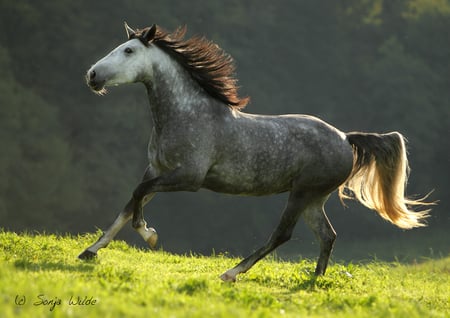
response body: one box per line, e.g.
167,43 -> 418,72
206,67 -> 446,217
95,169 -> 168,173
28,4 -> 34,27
133,25 -> 249,110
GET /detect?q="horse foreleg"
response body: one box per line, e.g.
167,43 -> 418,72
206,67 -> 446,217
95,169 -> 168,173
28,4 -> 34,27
130,167 -> 204,248
302,204 -> 336,275
78,193 -> 158,260
220,191 -> 307,282
79,167 -> 161,260
78,199 -> 134,260
131,193 -> 158,249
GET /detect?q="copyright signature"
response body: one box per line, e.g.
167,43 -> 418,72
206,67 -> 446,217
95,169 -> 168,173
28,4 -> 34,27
13,294 -> 98,311
15,295 -> 26,306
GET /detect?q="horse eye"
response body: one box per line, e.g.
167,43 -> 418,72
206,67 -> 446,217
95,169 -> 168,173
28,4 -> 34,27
124,47 -> 133,54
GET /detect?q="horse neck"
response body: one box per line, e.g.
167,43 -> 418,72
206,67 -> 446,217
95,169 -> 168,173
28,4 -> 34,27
144,47 -> 211,131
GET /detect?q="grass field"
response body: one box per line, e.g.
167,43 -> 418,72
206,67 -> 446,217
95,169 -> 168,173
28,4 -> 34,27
0,231 -> 448,318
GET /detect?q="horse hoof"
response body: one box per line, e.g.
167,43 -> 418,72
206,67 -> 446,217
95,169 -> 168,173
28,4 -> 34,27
219,272 -> 236,283
78,250 -> 97,260
147,228 -> 158,249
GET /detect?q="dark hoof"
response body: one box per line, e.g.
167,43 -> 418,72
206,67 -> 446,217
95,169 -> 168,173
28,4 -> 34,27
78,250 -> 97,260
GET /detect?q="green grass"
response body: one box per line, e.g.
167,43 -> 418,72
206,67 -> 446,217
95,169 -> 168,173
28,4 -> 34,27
0,231 -> 448,318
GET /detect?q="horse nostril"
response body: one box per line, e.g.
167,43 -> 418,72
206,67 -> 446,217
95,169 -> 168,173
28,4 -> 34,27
89,70 -> 96,80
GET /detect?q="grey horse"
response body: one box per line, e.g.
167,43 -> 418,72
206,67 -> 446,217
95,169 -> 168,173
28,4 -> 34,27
80,24 -> 430,282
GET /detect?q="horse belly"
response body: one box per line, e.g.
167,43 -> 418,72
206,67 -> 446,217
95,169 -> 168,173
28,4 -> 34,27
202,154 -> 296,196
202,173 -> 291,196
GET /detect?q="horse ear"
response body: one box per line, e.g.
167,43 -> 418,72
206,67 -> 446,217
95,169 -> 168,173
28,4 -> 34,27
142,24 -> 157,42
124,22 -> 136,39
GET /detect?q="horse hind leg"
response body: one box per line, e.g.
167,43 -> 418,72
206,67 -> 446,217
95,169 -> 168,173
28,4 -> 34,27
220,191 -> 316,282
302,198 -> 336,275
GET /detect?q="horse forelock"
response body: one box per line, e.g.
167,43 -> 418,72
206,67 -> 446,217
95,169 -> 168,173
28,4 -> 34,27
133,25 -> 249,110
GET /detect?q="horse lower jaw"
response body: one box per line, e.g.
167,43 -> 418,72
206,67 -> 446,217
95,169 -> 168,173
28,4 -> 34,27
91,86 -> 107,96
87,80 -> 107,95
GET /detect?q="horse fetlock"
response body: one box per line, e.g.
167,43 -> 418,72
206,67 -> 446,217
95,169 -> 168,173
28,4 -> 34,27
132,220 -> 145,229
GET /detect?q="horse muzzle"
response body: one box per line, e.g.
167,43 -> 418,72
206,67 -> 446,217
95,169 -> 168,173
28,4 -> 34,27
86,68 -> 106,93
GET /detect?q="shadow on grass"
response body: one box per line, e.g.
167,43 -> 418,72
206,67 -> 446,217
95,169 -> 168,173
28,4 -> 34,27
292,275 -> 318,291
13,258 -> 96,273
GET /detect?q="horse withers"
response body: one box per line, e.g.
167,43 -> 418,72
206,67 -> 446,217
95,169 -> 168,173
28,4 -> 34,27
79,23 -> 432,282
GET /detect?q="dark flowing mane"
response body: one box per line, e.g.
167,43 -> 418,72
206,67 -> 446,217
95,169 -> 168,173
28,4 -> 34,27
132,25 -> 249,110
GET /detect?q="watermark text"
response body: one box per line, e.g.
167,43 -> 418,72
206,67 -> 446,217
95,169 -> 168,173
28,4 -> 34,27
15,294 -> 98,311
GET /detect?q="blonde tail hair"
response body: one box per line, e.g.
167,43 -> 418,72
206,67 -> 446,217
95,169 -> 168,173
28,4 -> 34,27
338,132 -> 432,229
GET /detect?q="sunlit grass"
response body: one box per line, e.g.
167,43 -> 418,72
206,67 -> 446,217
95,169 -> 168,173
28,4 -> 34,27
0,230 -> 448,317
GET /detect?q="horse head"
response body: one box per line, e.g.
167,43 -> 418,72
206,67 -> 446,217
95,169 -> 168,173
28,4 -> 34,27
86,23 -> 157,94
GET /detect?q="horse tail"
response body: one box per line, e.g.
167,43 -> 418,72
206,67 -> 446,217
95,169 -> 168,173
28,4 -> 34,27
338,131 -> 432,229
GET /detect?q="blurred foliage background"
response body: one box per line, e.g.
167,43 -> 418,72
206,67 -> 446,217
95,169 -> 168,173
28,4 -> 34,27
0,0 -> 448,261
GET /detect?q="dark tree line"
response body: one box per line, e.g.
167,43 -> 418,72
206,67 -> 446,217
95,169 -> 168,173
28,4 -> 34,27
0,0 -> 448,259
